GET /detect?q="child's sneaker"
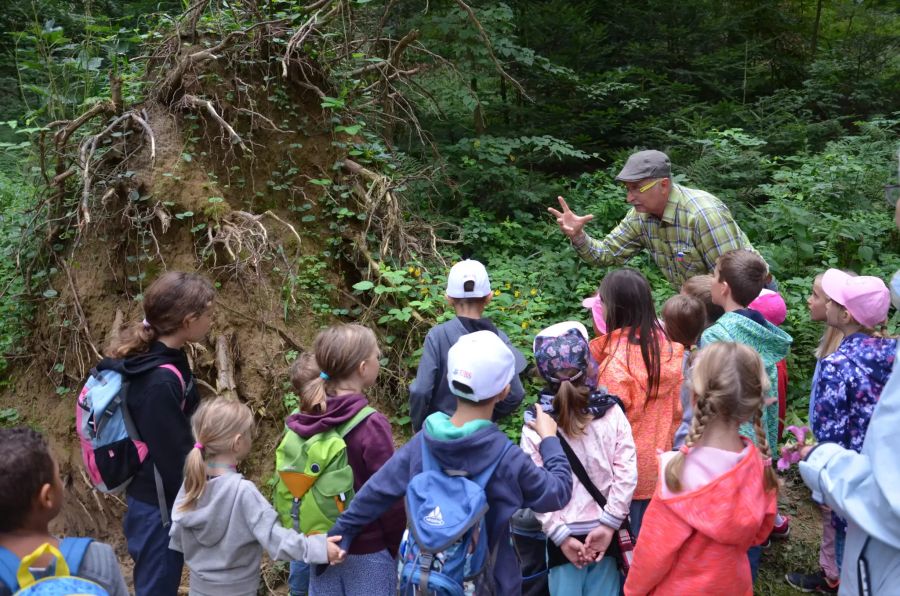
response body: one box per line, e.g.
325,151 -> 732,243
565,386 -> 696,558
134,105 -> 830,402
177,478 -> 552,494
769,514 -> 791,540
785,570 -> 839,593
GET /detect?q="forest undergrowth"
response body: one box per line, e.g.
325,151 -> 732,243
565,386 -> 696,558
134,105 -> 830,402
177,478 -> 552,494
0,0 -> 898,593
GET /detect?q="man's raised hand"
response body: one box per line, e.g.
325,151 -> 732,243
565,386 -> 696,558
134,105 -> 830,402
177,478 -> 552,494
548,196 -> 593,241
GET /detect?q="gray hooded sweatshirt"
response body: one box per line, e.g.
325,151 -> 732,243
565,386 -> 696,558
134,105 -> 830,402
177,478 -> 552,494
168,473 -> 328,596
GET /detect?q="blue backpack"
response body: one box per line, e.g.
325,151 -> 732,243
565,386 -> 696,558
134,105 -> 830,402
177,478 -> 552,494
398,440 -> 512,596
0,538 -> 107,595
76,363 -> 190,527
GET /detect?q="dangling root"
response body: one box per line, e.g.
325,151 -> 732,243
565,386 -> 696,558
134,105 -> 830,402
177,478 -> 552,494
180,95 -> 249,153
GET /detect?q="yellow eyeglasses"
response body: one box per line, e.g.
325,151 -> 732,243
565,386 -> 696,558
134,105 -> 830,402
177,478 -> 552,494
622,179 -> 662,194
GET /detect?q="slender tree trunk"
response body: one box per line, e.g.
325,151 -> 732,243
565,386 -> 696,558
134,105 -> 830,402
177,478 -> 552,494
811,0 -> 823,55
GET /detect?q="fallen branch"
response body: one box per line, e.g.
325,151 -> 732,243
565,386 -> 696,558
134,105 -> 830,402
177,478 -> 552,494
215,334 -> 239,400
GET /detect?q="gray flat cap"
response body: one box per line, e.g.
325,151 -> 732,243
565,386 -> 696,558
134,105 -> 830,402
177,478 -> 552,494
615,150 -> 671,182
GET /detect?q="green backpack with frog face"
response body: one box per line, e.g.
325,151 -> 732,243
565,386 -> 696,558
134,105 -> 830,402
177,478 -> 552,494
274,407 -> 375,534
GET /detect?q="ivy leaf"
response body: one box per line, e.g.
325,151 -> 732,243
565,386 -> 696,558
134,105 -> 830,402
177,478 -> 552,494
352,281 -> 374,291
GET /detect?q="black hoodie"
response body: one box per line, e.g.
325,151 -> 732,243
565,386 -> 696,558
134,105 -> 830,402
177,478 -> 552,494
97,341 -> 200,507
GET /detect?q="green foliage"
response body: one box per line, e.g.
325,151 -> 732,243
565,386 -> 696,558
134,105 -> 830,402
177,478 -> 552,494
0,172 -> 38,374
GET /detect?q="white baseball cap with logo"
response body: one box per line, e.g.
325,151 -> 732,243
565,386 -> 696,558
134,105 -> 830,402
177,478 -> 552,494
446,259 -> 491,298
446,330 -> 515,402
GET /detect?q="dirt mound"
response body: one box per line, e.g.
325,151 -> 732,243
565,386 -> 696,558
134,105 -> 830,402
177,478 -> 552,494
0,30 -> 371,556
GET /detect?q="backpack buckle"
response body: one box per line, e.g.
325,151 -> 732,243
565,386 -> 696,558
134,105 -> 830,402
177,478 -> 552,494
418,552 -> 434,571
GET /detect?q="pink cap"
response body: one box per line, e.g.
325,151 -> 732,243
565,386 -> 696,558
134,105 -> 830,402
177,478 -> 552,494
581,295 -> 607,334
821,269 -> 890,328
749,289 -> 787,326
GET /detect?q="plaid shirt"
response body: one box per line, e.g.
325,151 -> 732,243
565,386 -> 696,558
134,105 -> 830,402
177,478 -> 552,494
572,184 -> 757,287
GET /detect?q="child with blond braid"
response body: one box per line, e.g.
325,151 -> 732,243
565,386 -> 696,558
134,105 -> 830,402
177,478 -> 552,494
624,343 -> 778,596
168,398 -> 345,596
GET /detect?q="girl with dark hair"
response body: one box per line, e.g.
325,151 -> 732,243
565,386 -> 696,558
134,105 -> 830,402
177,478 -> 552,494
588,268 -> 684,538
99,271 -> 215,595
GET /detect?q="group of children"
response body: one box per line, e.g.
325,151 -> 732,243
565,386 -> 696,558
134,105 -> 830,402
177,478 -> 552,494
0,245 -> 895,595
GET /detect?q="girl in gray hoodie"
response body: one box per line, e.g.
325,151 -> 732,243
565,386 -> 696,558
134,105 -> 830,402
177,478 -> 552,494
169,398 -> 345,596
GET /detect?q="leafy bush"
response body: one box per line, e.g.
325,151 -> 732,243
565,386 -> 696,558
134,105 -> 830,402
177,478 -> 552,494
0,171 -> 38,375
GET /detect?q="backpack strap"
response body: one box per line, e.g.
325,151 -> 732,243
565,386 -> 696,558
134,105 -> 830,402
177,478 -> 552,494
337,406 -> 377,438
122,364 -> 189,530
58,537 -> 93,575
0,546 -> 20,593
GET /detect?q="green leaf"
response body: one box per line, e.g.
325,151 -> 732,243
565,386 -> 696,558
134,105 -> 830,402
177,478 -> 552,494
42,289 -> 58,298
352,281 -> 374,291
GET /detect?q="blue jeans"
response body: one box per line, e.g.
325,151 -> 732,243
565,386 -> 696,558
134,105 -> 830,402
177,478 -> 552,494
289,560 -> 310,595
123,495 -> 184,596
748,545 -> 762,582
835,524 -> 846,572
629,499 -> 651,540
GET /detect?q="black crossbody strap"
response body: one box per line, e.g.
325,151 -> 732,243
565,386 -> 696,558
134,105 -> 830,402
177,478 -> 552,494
557,432 -> 608,509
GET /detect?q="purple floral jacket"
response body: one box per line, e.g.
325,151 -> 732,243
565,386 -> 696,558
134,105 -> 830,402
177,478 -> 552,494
811,333 -> 897,453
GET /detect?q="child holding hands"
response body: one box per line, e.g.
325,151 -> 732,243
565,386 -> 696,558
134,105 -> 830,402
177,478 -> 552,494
169,398 -> 345,596
521,322 -> 637,595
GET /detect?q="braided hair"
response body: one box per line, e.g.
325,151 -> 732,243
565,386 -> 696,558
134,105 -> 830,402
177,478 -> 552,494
664,342 -> 779,493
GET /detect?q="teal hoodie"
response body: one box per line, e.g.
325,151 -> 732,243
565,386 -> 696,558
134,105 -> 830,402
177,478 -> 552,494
700,311 -> 793,450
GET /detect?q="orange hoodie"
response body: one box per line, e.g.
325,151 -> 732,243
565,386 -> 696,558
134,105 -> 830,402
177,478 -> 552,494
623,441 -> 777,596
590,329 -> 684,499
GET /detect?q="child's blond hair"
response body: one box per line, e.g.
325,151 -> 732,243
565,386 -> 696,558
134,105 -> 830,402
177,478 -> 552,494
290,324 -> 379,414
665,342 -> 779,494
179,397 -> 254,511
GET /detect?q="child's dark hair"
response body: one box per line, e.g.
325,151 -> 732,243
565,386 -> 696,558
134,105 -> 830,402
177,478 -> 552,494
681,274 -> 725,325
0,428 -> 55,531
291,324 -> 379,414
715,249 -> 768,307
665,342 -> 779,494
598,268 -> 667,401
662,294 -> 706,348
106,271 -> 215,358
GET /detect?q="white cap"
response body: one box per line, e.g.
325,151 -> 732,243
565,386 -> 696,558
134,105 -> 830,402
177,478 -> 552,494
447,330 -> 515,402
446,260 -> 491,298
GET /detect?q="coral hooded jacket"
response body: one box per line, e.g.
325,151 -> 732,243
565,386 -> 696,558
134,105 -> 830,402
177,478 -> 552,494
624,440 -> 776,595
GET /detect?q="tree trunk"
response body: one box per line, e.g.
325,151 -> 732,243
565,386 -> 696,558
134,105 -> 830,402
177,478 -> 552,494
811,0 -> 824,55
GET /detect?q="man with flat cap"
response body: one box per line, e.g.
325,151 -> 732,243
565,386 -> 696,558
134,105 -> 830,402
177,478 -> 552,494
549,149 -> 763,287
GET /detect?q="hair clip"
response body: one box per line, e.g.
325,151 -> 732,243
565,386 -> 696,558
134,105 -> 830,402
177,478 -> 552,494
142,318 -> 151,329
319,371 -> 330,380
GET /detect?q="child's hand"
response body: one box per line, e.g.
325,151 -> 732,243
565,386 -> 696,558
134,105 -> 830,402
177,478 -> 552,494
527,405 -> 557,439
584,524 -> 615,561
326,535 -> 346,565
560,537 -> 588,569
776,425 -> 816,471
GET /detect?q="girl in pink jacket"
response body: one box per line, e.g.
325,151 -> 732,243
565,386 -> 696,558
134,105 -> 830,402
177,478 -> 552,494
521,321 -> 638,595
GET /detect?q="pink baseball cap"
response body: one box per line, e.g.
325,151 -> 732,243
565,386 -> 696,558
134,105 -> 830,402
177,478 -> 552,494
581,294 -> 607,334
821,269 -> 890,328
749,289 -> 787,326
